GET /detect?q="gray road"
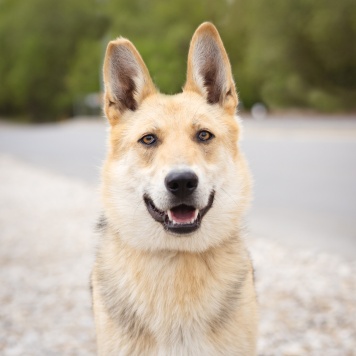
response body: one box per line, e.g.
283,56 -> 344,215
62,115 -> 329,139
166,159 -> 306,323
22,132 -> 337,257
1,115 -> 356,259
241,116 -> 356,260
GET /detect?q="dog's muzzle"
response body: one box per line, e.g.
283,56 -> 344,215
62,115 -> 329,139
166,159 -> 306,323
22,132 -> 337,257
144,169 -> 215,235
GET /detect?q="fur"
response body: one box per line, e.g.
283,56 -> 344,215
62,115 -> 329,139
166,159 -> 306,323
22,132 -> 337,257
92,22 -> 258,355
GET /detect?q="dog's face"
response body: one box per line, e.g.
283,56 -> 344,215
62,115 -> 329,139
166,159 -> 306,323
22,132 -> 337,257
102,23 -> 251,252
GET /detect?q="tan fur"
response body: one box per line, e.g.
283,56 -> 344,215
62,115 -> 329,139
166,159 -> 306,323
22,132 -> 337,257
92,22 -> 258,355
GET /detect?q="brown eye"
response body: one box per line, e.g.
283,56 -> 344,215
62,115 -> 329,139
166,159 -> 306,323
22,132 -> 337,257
139,134 -> 157,146
197,130 -> 214,142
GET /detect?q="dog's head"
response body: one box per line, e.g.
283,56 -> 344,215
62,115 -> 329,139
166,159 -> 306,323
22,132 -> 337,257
102,23 -> 251,252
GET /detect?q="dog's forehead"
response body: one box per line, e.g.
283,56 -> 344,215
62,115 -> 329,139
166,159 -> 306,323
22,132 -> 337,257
136,92 -> 222,127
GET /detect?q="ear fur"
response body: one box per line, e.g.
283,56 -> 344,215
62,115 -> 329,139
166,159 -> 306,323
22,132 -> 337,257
184,22 -> 238,113
103,38 -> 156,125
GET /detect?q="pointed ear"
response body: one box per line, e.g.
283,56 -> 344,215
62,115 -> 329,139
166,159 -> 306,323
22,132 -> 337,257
103,38 -> 157,125
184,22 -> 238,113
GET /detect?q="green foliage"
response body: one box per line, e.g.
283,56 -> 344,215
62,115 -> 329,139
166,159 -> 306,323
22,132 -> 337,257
0,0 -> 107,121
239,0 -> 356,111
0,0 -> 355,121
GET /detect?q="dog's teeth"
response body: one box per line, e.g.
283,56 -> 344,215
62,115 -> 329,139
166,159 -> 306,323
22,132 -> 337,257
167,208 -> 199,225
194,209 -> 199,221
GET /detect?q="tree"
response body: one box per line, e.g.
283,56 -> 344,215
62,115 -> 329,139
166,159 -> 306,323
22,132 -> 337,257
0,0 -> 354,121
0,0 -> 107,121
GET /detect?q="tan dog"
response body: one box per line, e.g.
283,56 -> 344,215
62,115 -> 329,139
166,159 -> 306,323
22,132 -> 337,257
91,22 -> 258,355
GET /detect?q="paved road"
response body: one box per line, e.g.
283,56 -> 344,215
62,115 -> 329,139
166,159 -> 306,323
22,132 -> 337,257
0,119 -> 107,183
241,116 -> 356,260
1,115 -> 356,259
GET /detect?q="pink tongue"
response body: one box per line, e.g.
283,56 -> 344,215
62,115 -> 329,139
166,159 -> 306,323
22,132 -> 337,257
170,205 -> 196,223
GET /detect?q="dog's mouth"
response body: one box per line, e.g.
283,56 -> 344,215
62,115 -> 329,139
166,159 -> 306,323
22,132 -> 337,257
143,192 -> 215,235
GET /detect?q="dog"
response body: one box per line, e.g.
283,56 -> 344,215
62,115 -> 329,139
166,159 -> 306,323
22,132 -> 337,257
91,22 -> 258,355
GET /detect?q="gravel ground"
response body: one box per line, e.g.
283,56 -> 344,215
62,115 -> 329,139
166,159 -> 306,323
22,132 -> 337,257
1,155 -> 355,355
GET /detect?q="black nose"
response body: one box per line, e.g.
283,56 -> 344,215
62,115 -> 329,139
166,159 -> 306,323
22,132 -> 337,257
165,170 -> 199,198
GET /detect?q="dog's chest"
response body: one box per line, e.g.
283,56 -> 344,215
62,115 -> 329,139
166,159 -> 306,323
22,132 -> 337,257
99,249 -> 243,350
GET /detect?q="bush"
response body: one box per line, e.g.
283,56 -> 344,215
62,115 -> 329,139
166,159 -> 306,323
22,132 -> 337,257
0,0 -> 107,121
0,0 -> 354,121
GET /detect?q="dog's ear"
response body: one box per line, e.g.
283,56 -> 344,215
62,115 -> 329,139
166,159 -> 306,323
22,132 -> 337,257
184,22 -> 238,114
103,38 -> 157,125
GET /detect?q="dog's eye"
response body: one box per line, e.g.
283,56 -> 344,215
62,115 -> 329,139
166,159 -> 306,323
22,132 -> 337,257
139,134 -> 157,146
197,130 -> 214,142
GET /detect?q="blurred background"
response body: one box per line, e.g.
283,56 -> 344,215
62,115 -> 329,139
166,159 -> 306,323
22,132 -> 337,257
0,0 -> 355,120
0,0 -> 356,354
